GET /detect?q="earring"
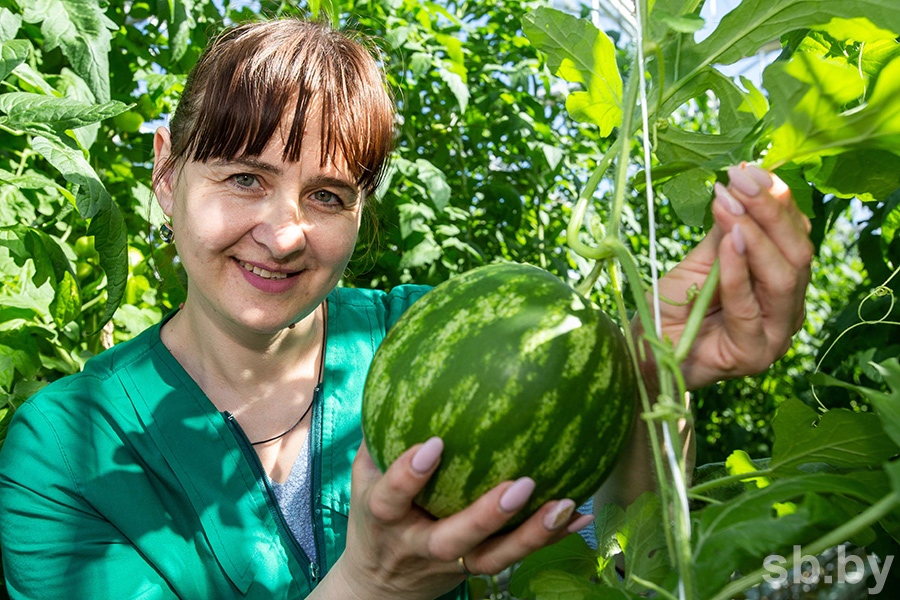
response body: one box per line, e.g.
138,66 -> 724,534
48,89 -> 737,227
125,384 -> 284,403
159,222 -> 174,244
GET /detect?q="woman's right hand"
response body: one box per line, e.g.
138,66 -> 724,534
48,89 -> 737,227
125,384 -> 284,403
322,437 -> 593,600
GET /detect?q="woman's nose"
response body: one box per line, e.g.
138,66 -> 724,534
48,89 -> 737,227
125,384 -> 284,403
256,201 -> 308,258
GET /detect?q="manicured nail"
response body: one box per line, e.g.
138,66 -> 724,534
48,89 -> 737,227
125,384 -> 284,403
714,182 -> 745,216
411,437 -> 443,474
732,223 -> 747,256
566,512 -> 595,533
544,499 -> 576,530
744,164 -> 773,189
499,477 -> 535,512
728,165 -> 761,196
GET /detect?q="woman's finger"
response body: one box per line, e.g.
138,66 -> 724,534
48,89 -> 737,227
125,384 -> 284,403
364,437 -> 444,523
724,166 -> 815,271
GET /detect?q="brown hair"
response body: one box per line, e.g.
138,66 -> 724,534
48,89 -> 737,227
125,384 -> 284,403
158,19 -> 394,198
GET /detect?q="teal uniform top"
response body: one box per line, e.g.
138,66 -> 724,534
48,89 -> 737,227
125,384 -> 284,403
0,285 -> 467,600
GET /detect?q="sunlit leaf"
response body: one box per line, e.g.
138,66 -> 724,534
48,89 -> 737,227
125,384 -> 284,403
523,7 -> 622,136
0,38 -> 28,81
30,135 -> 111,219
0,92 -> 130,130
509,534 -> 596,599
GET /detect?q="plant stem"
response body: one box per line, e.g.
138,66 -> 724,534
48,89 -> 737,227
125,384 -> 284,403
631,574 -> 679,600
708,492 -> 900,600
689,469 -> 774,496
566,139 -> 621,261
607,62 -> 641,240
673,259 -> 720,363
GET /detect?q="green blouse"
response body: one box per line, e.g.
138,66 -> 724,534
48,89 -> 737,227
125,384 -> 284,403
0,285 -> 467,600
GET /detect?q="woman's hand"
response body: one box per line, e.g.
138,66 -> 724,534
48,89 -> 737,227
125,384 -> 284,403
650,163 -> 814,390
326,438 -> 593,600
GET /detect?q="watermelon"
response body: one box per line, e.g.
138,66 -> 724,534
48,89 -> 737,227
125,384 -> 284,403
362,262 -> 636,529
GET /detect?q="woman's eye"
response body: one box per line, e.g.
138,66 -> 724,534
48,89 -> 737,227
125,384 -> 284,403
232,173 -> 259,188
312,190 -> 343,207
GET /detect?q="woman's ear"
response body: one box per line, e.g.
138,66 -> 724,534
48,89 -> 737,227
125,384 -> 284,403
153,127 -> 175,216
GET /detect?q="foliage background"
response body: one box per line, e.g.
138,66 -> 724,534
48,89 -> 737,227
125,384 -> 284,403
0,0 -> 897,595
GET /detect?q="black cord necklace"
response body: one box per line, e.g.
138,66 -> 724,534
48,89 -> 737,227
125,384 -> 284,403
251,304 -> 327,446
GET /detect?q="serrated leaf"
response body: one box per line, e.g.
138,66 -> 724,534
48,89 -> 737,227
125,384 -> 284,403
616,493 -> 668,593
661,168 -> 713,228
770,398 -> 898,474
87,203 -> 127,331
509,534 -> 596,599
21,0 -> 116,102
30,135 -> 111,219
804,150 -> 900,202
0,39 -> 28,81
0,92 -> 129,130
523,7 -> 622,136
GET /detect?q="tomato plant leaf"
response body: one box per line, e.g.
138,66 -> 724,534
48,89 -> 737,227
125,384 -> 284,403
509,534 -> 596,599
0,92 -> 130,130
0,39 -> 28,81
522,7 -> 622,136
19,0 -> 116,102
769,398 -> 898,474
87,202 -> 127,330
0,8 -> 22,42
30,135 -> 111,219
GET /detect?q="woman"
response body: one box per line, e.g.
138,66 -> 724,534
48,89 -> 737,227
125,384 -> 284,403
0,18 -> 812,600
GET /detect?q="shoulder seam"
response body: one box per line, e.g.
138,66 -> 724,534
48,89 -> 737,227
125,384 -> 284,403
18,403 -> 84,498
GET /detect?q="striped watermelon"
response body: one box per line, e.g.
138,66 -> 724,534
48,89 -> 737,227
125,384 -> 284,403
362,262 -> 636,529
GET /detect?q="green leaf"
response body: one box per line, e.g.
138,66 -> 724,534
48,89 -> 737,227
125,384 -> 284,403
693,471 -> 890,599
654,10 -> 705,34
49,269 -> 79,328
769,398 -> 899,474
616,493 -> 668,593
0,92 -> 130,130
522,7 -> 622,136
0,168 -> 57,190
30,135 -> 111,219
509,534 -> 596,599
414,159 -> 451,211
168,0 -> 194,63
399,234 -> 441,269
811,359 -> 900,448
438,67 -> 468,113
804,150 -> 900,202
812,17 -> 897,42
0,39 -> 28,81
528,570 -> 638,600
0,8 -> 22,42
661,168 -> 713,228
20,0 -> 116,102
87,203 -> 128,331
763,53 -> 900,168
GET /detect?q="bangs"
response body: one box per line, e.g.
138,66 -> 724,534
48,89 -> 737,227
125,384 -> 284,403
169,20 -> 394,196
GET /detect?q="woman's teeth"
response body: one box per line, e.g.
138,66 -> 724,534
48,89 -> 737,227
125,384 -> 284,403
238,260 -> 289,280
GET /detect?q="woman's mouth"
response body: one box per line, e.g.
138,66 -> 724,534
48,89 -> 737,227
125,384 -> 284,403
236,259 -> 296,280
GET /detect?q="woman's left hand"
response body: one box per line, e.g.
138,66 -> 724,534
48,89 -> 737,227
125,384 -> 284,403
651,163 -> 814,390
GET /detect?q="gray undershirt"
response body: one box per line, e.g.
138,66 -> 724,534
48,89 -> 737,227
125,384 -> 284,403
269,433 -> 317,562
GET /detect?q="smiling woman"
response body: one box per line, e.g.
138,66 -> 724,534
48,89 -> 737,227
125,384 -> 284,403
0,14 -> 814,600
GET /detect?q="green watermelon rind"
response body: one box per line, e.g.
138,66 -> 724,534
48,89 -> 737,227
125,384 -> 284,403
362,262 -> 636,529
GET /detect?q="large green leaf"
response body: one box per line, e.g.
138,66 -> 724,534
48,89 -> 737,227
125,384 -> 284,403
0,92 -> 129,130
0,39 -> 28,81
769,398 -> 899,474
812,358 -> 900,448
19,0 -> 116,102
30,134 -> 111,219
693,471 -> 891,599
528,570 -> 640,600
509,534 -> 597,599
0,8 -> 22,42
763,52 -> 900,168
522,7 -> 622,136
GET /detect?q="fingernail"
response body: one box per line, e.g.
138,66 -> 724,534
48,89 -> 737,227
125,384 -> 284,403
411,437 -> 443,474
714,182 -> 745,216
499,477 -> 535,513
744,164 -> 773,189
728,165 -> 760,196
544,499 -> 576,530
566,513 -> 595,533
732,223 -> 747,255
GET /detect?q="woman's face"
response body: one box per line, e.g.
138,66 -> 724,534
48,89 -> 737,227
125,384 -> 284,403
153,112 -> 362,334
